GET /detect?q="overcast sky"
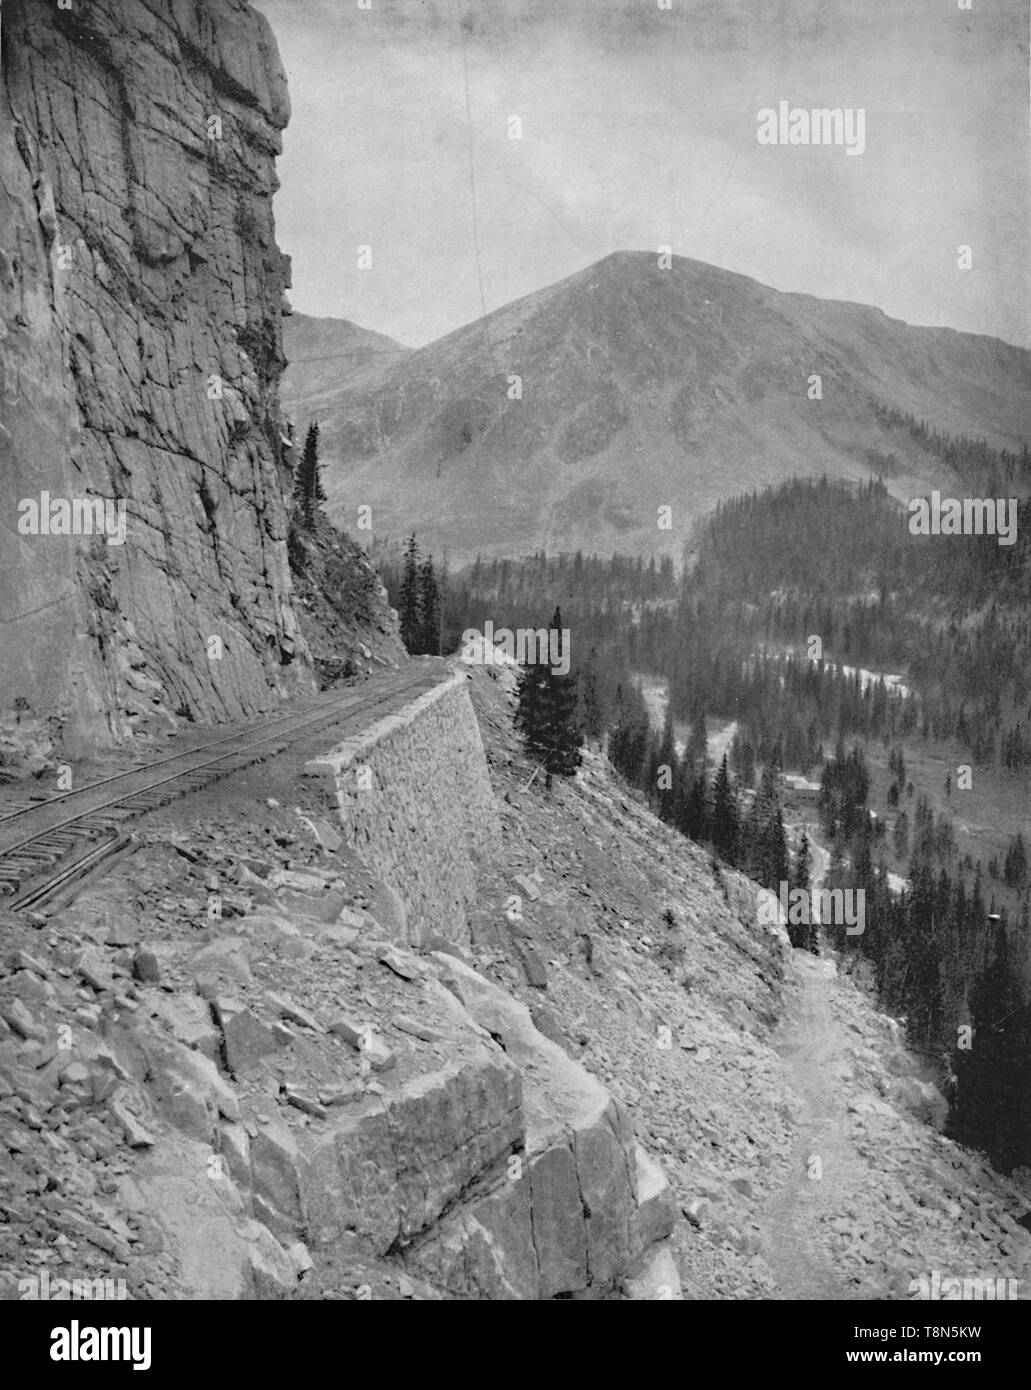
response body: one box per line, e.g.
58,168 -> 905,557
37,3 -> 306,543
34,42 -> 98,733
256,0 -> 1029,349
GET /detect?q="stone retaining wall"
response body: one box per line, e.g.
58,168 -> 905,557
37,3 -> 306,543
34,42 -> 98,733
306,671 -> 501,946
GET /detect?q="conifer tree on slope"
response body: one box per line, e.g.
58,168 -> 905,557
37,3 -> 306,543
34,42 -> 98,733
680,765 -> 710,844
790,829 -> 817,952
293,422 -> 322,530
654,707 -> 678,823
418,554 -> 440,655
399,534 -> 421,652
577,648 -> 602,740
514,606 -> 583,786
711,753 -> 739,864
607,682 -> 650,785
685,708 -> 708,780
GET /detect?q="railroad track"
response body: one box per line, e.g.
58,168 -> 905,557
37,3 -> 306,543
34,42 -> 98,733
0,667 -> 440,913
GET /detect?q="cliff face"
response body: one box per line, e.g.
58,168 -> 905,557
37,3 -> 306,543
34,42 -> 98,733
1,0 -> 313,758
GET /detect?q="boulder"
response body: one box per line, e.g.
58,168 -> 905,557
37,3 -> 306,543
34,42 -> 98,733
301,1056 -> 524,1255
265,991 -> 322,1033
219,1121 -> 252,1192
149,993 -> 221,1061
376,945 -> 426,981
213,996 -> 280,1074
132,948 -> 161,984
75,946 -> 114,993
138,1035 -> 240,1142
250,1117 -> 306,1238
190,937 -> 253,986
632,1144 -> 677,1251
301,1103 -> 401,1252
623,1241 -> 684,1300
890,1076 -> 948,1129
529,1143 -> 588,1295
365,879 -> 408,940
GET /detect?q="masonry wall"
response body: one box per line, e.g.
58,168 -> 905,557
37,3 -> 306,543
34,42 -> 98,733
306,671 -> 501,945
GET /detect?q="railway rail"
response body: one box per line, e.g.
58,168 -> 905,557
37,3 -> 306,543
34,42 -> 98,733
0,666 -> 440,913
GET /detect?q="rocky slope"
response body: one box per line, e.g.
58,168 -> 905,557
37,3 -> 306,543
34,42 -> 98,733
289,252 -> 1031,564
2,659 -> 1027,1300
0,0 -> 399,773
0,670 -> 690,1300
287,517 -> 403,685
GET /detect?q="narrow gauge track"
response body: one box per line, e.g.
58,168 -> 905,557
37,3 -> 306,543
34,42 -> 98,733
0,667 -> 438,912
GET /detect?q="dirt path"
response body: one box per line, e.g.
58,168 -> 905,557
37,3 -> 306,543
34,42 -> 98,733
762,823 -> 867,1298
763,952 -> 869,1299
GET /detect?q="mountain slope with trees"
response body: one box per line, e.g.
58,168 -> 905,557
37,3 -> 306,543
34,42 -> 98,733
283,252 -> 1031,563
413,457 -> 1030,1171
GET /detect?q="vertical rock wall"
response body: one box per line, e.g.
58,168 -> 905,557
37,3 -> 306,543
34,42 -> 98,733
306,672 -> 502,946
1,0 -> 313,756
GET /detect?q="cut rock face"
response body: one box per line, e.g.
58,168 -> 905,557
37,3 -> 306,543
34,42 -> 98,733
1,0 -> 312,751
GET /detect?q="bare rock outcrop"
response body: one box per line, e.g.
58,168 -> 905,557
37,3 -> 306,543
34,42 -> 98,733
1,0 -> 313,758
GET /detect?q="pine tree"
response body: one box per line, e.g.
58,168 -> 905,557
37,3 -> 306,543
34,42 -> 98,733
791,829 -> 818,952
1003,832 -> 1027,888
515,664 -> 546,758
577,648 -> 602,740
655,707 -> 678,823
744,764 -> 787,890
792,831 -> 812,895
682,770 -> 710,844
436,557 -> 450,653
685,709 -> 708,779
893,809 -> 909,862
418,556 -> 440,655
711,754 -> 739,864
642,732 -> 661,811
514,607 -> 583,786
540,608 -> 583,781
293,422 -> 322,530
399,534 -> 420,652
607,682 -> 650,785
770,807 -> 789,890
671,753 -> 692,835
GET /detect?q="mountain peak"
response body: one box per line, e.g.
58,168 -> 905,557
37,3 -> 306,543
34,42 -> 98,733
282,260 -> 1031,565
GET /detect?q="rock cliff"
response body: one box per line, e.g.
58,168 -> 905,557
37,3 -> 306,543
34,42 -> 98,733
1,0 -> 383,767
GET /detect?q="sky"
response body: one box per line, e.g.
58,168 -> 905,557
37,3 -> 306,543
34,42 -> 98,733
255,0 -> 1030,349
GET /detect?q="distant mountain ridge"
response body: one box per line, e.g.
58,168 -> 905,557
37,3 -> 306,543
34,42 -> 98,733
282,312 -> 410,415
282,253 -> 1031,565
